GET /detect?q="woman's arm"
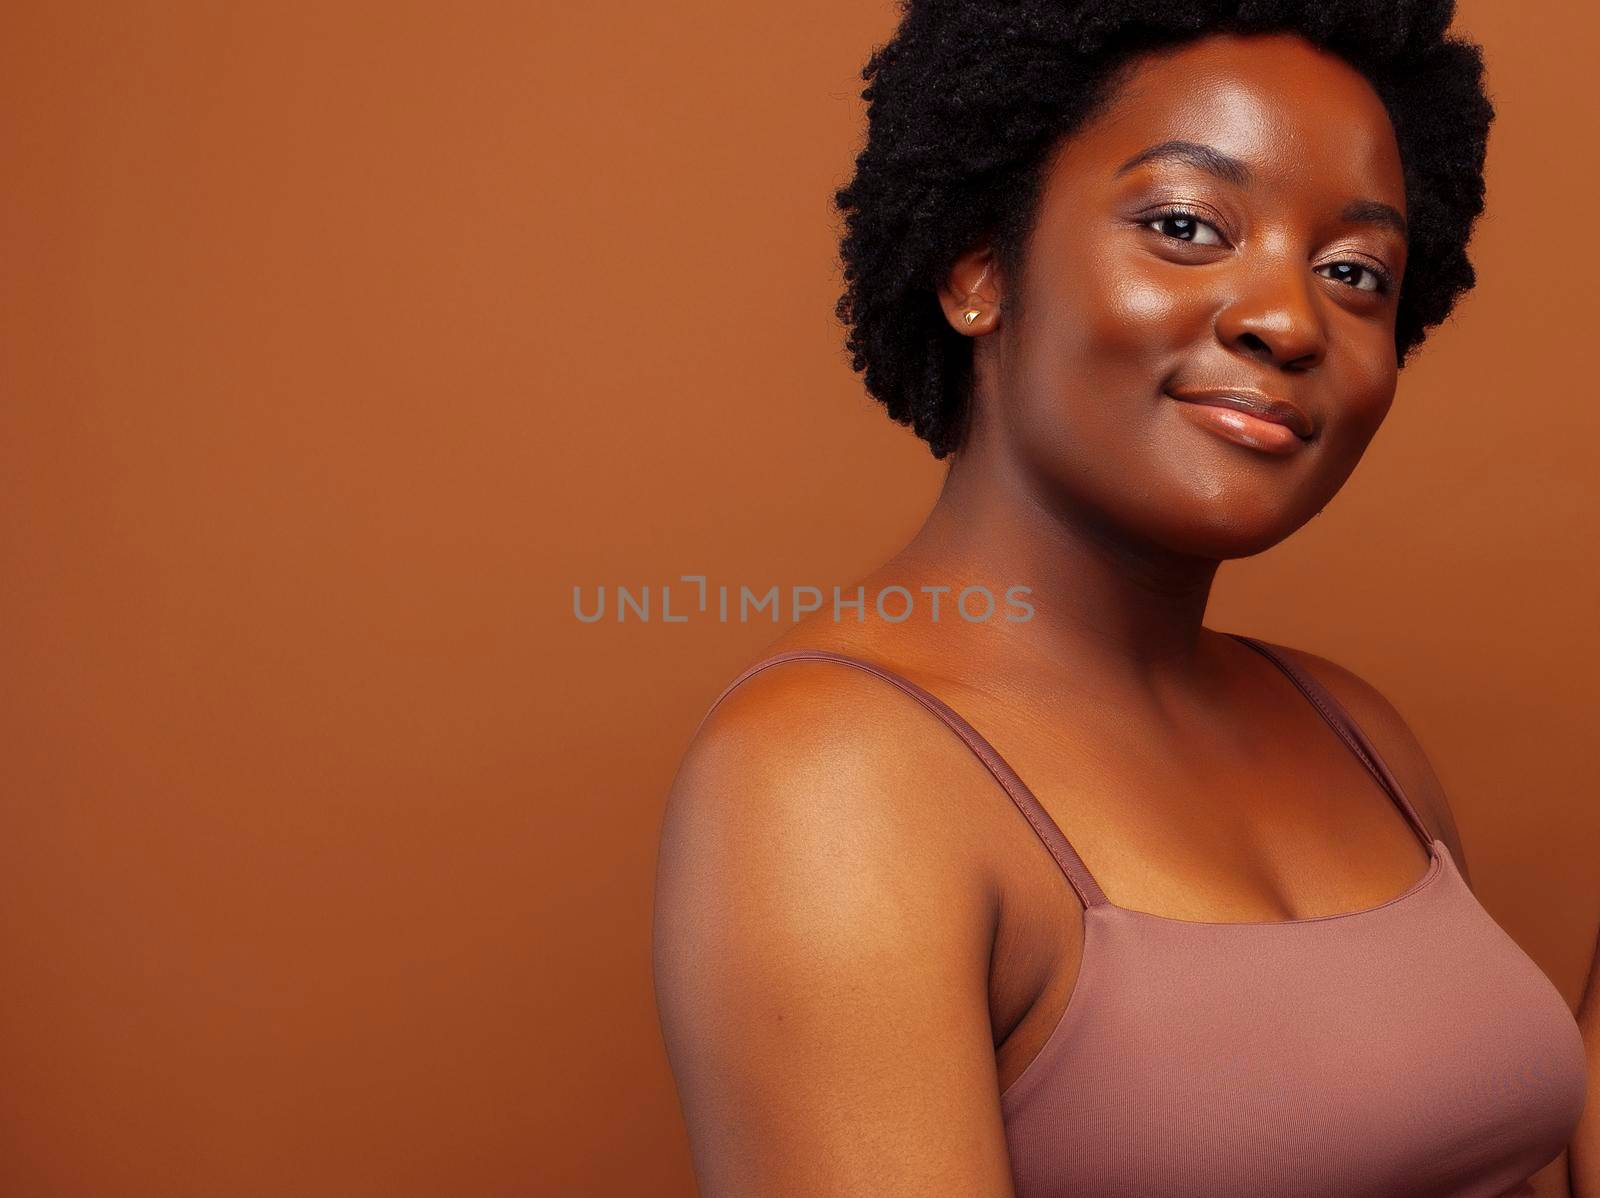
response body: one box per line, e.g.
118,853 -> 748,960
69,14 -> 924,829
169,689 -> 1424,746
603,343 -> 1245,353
1571,919 -> 1600,1197
652,664 -> 1018,1197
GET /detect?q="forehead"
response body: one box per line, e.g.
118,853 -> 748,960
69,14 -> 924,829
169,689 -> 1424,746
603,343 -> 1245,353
1054,31 -> 1406,212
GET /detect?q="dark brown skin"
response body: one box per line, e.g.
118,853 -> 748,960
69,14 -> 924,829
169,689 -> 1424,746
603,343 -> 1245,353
1579,943 -> 1600,1196
652,31 -> 1561,1197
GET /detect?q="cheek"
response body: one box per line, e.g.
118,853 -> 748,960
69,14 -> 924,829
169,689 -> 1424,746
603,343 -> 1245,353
1005,249 -> 1212,492
1029,246 -> 1207,377
1364,350 -> 1399,414
1075,238 -> 1203,340
1092,265 -> 1195,351
1328,331 -> 1400,444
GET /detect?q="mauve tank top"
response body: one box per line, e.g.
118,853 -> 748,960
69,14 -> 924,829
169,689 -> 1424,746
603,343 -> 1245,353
708,633 -> 1589,1197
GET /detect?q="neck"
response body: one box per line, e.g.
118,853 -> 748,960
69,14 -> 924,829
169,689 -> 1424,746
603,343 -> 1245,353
861,441 -> 1224,693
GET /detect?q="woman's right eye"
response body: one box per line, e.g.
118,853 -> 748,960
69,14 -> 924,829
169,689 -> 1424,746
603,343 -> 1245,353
1146,212 -> 1225,247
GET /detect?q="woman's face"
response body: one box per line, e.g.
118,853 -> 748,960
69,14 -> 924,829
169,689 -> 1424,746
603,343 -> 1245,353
968,32 -> 1410,559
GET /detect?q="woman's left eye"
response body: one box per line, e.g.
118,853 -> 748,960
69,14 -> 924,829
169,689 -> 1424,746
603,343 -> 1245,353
1316,262 -> 1388,293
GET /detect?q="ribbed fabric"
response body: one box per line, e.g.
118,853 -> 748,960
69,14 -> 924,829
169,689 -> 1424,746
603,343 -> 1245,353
704,634 -> 1588,1197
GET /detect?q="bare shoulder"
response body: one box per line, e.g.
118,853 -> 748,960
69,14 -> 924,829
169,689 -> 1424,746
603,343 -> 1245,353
1257,638 -> 1472,888
651,656 -> 1015,1196
659,654 -> 1004,898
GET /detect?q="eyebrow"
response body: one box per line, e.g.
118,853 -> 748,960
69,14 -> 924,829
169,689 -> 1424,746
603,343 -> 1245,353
1115,140 -> 1250,187
1115,139 -> 1409,239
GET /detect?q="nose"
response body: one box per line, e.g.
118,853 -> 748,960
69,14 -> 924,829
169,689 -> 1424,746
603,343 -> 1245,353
1214,260 -> 1327,372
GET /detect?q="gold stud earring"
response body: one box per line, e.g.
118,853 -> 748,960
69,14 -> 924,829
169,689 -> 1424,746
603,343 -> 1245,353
962,309 -> 981,325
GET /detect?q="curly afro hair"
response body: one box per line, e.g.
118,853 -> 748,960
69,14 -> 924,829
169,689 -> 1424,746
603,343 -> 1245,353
832,0 -> 1494,458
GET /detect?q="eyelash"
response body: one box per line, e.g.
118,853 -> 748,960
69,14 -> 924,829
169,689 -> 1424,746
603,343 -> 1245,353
1141,205 -> 1394,296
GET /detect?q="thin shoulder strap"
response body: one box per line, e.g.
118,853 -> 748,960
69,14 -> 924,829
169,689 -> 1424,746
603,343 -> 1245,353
1228,633 -> 1435,850
699,649 -> 1110,909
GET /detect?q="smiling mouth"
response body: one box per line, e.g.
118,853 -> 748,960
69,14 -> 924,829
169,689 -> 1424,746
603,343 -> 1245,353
1165,386 -> 1315,439
1165,387 -> 1316,457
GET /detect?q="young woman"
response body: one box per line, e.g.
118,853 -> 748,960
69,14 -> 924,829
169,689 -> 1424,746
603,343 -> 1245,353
654,3 -> 1595,1194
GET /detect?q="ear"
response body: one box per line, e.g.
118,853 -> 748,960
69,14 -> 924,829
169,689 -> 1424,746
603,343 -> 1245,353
938,246 -> 1002,336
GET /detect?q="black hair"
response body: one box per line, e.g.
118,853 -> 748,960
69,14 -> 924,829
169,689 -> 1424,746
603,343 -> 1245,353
831,0 -> 1494,458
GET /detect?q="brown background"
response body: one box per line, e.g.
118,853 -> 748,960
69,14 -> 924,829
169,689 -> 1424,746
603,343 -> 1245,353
2,2 -> 1595,1195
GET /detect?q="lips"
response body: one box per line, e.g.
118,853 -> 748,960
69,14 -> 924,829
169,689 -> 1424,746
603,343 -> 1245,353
1166,386 -> 1315,440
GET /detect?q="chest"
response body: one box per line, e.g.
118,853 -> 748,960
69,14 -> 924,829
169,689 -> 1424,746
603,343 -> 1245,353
979,726 -> 1441,1089
999,875 -> 1589,1198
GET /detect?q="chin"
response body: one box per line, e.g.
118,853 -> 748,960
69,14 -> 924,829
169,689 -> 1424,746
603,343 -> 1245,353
1142,495 -> 1318,561
1177,508 -> 1312,556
